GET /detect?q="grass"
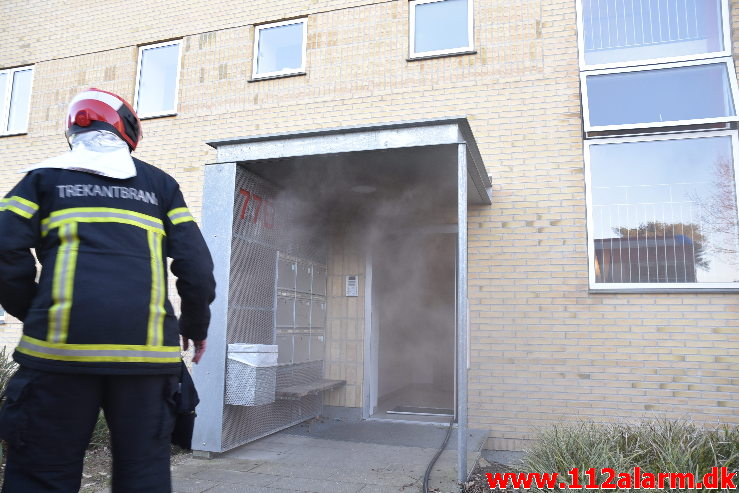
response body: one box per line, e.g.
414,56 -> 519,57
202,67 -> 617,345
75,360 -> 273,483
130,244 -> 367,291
89,412 -> 111,449
520,419 -> 739,492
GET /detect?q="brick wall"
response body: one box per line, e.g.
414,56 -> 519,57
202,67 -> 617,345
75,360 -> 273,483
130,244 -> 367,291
1,0 -> 737,450
325,230 -> 366,409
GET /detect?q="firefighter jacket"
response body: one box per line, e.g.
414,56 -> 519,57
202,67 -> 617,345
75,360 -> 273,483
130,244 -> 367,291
0,157 -> 215,374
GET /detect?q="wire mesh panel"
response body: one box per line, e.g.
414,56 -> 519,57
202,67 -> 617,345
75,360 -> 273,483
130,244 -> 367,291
225,360 -> 277,406
221,362 -> 323,450
226,307 -> 274,345
221,166 -> 328,451
222,395 -> 322,450
232,167 -> 280,247
228,240 -> 276,310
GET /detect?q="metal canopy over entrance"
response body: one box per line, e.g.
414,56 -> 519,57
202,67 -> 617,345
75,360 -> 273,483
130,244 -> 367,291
193,118 -> 490,483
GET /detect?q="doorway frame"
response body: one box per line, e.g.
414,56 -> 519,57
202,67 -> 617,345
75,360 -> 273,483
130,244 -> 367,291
195,117 -> 490,482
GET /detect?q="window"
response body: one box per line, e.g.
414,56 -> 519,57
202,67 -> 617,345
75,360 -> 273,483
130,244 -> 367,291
579,0 -> 729,69
252,19 -> 307,79
0,305 -> 4,324
409,0 -> 473,59
577,0 -> 739,290
582,59 -> 739,131
0,66 -> 34,135
134,41 -> 181,118
586,132 -> 739,288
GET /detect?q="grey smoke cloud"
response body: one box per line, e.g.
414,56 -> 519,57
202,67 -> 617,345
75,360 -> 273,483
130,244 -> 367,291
248,147 -> 458,412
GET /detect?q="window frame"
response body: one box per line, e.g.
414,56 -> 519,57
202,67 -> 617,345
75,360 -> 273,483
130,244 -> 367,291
575,0 -> 733,71
584,129 -> 739,292
133,40 -> 183,119
581,57 -> 739,133
251,19 -> 308,80
0,65 -> 34,136
408,0 -> 474,60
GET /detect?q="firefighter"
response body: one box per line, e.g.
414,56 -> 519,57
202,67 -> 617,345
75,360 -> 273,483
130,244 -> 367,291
0,88 -> 216,492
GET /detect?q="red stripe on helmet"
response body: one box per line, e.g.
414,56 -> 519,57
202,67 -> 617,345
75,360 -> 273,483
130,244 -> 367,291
66,88 -> 142,150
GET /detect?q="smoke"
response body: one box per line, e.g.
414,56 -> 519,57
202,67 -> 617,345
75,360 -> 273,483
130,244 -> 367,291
248,146 -> 458,412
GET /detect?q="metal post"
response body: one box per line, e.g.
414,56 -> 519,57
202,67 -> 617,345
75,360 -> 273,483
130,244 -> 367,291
363,252 -> 373,419
457,144 -> 468,484
192,162 -> 237,454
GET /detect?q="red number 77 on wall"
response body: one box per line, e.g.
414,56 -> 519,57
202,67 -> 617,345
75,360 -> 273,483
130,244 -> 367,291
239,188 -> 275,229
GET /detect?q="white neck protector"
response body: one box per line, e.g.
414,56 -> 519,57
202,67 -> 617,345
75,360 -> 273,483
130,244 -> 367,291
25,130 -> 137,179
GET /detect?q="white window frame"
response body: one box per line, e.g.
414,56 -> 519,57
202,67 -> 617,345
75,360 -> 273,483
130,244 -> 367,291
581,57 -> 739,133
409,0 -> 474,60
0,65 -> 34,136
575,0 -> 732,71
584,130 -> 739,291
252,19 -> 308,80
134,40 -> 182,119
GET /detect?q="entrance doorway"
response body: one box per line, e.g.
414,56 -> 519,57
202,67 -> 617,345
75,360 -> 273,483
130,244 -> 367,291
370,230 -> 456,420
194,118 -> 491,481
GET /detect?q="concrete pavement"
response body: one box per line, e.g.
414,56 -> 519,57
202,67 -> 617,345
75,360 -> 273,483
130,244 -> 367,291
168,420 -> 486,493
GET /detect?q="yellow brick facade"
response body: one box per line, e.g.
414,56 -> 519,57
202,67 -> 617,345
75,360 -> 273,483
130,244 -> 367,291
1,0 -> 737,451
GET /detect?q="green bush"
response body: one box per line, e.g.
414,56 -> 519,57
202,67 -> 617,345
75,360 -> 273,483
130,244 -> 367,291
521,420 -> 739,492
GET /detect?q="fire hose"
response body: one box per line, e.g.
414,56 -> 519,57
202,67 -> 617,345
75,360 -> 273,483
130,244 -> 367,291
423,417 -> 455,493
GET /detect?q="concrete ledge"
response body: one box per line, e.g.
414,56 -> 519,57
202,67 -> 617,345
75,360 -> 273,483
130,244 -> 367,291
321,405 -> 363,421
276,379 -> 345,401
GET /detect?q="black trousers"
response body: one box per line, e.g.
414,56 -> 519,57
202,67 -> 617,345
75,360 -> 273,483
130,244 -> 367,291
0,366 -> 178,493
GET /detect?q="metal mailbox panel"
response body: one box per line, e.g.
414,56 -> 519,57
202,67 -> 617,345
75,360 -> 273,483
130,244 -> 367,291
312,265 -> 327,296
309,335 -> 324,361
293,335 -> 310,363
277,258 -> 296,291
276,334 -> 293,364
296,262 -> 312,293
310,299 -> 326,328
276,296 -> 294,327
295,297 -> 311,327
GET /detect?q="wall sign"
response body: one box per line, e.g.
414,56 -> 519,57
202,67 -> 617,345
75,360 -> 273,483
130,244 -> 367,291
345,275 -> 358,297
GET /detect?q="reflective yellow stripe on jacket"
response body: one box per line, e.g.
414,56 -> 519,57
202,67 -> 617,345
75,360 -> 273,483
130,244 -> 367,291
167,207 -> 195,225
47,222 -> 79,343
0,195 -> 39,219
42,207 -> 165,237
147,231 -> 166,346
17,335 -> 181,363
40,207 -> 168,352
